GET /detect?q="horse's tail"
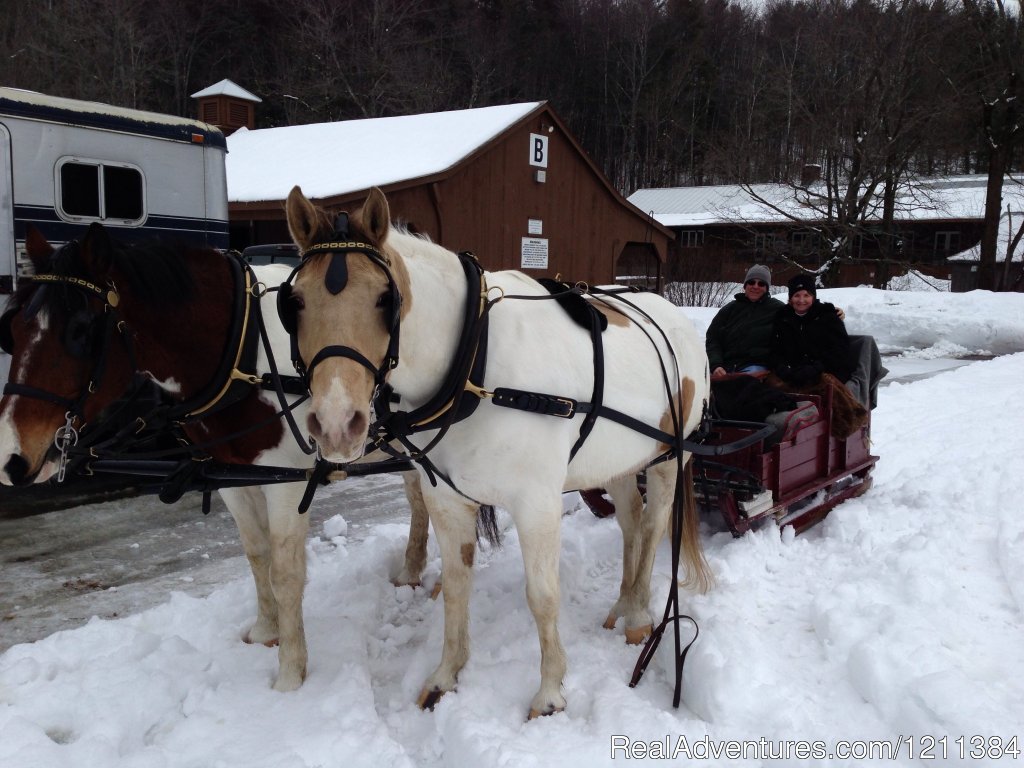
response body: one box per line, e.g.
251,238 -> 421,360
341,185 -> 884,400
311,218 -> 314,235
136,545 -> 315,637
476,504 -> 502,548
678,459 -> 713,594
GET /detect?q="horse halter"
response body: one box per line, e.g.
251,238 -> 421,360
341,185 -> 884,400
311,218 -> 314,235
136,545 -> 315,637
2,267 -> 126,479
2,270 -> 123,407
277,212 -> 402,389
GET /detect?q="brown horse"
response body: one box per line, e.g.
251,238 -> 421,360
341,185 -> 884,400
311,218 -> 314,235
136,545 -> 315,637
0,224 -> 430,690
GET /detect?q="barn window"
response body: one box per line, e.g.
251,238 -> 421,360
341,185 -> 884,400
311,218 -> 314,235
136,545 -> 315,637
56,158 -> 145,225
679,230 -> 704,248
753,233 -> 777,252
934,231 -> 961,256
790,230 -> 819,253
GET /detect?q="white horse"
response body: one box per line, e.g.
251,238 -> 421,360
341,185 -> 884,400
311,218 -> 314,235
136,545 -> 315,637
283,186 -> 712,716
0,224 -> 431,690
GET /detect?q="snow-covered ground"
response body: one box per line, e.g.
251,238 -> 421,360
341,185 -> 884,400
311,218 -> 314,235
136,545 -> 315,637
2,287 -> 1023,768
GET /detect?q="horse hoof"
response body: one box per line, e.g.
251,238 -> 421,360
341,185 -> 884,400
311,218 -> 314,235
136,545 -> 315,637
625,624 -> 652,645
430,582 -> 442,600
602,614 -> 618,630
272,667 -> 306,692
392,579 -> 421,589
243,629 -> 279,647
417,687 -> 446,710
528,705 -> 565,720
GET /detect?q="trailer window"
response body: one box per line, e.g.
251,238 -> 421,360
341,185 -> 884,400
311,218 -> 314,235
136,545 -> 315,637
60,163 -> 101,217
56,159 -> 145,225
104,165 -> 143,220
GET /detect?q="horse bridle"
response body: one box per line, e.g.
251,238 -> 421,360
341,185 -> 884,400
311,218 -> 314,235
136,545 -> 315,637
2,271 -> 125,414
277,213 -> 402,391
1,265 -> 129,479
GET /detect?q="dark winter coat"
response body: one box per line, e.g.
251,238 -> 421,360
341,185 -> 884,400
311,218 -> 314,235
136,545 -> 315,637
705,293 -> 786,372
769,300 -> 853,385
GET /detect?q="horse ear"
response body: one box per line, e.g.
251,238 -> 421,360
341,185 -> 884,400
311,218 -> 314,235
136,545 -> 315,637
362,187 -> 390,244
24,226 -> 54,272
286,185 -> 321,251
79,222 -> 115,274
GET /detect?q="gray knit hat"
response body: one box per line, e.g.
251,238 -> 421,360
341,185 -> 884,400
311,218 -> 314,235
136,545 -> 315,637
744,264 -> 771,287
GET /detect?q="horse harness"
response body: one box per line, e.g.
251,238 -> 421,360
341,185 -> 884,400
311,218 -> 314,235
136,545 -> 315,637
278,223 -> 724,503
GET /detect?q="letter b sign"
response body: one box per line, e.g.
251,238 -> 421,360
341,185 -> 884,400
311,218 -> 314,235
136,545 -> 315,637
529,133 -> 549,168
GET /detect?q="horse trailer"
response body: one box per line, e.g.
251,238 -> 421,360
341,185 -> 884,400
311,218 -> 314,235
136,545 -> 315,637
0,87 -> 229,385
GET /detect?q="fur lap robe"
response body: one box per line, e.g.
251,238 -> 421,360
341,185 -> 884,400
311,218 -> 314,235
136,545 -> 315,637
765,372 -> 869,439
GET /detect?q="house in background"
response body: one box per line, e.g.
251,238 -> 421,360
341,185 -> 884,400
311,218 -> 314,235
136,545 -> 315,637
948,210 -> 1024,292
628,175 -> 1022,290
218,96 -> 672,290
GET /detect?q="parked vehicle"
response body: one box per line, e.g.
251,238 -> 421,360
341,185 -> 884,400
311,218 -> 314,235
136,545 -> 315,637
1,86 -> 229,385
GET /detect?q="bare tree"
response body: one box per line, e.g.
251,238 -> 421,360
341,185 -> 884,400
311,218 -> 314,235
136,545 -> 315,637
961,0 -> 1024,290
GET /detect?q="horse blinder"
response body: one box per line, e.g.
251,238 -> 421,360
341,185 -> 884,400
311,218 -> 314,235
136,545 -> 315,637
0,307 -> 16,355
0,303 -> 99,359
277,281 -> 301,335
63,309 -> 100,359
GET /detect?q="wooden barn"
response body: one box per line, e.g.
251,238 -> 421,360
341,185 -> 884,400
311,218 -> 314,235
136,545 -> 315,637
628,175 -> 1021,290
223,101 -> 672,289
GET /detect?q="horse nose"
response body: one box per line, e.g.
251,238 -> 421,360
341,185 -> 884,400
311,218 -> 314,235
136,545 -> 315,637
3,454 -> 30,486
306,408 -> 368,457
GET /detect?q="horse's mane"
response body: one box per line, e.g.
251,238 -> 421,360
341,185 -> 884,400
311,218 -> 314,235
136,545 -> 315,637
12,236 -> 197,320
106,239 -> 197,305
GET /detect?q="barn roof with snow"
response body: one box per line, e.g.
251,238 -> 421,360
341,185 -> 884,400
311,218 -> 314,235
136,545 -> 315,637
226,102 -> 540,203
628,176 -> 1024,228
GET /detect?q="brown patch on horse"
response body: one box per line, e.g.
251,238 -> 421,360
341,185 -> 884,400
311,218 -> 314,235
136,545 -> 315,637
460,542 -> 475,568
595,304 -> 631,328
655,376 -> 696,453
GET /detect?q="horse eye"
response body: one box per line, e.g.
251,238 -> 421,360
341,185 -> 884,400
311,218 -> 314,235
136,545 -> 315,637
376,292 -> 391,309
291,295 -> 305,311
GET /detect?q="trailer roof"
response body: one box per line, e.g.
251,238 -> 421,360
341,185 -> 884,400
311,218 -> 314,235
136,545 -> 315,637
0,87 -> 226,149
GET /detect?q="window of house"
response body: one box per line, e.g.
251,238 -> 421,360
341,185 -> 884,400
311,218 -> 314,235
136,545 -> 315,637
791,231 -> 819,252
753,233 -> 776,252
679,229 -> 704,248
934,231 -> 961,256
56,158 -> 145,225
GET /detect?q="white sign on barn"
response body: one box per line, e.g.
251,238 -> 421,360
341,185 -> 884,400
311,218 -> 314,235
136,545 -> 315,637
521,237 -> 549,269
529,133 -> 549,168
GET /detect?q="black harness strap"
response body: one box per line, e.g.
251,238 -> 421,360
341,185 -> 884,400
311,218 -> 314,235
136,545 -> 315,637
372,252 -> 488,439
166,252 -> 262,421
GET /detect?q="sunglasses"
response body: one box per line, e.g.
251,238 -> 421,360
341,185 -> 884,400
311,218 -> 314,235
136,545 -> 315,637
745,280 -> 768,288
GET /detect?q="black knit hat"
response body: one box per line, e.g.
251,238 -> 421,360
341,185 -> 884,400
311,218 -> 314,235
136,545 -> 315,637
788,273 -> 817,297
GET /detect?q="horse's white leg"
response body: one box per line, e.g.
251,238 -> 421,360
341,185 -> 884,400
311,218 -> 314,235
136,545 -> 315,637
512,494 -> 568,718
220,486 -> 279,644
263,482 -> 310,691
618,461 -> 679,644
601,474 -> 644,631
394,471 -> 430,587
416,491 -> 478,709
